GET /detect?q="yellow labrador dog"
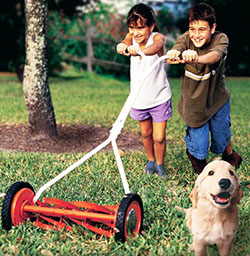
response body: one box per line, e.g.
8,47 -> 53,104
178,160 -> 243,256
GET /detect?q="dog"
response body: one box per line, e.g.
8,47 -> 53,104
177,160 -> 243,256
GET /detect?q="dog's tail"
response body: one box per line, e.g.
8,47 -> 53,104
175,206 -> 188,213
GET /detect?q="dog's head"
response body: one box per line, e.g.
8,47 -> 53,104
190,160 -> 243,209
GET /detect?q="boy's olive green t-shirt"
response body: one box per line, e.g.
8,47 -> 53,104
173,31 -> 230,128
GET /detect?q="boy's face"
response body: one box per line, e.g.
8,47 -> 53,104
189,20 -> 216,48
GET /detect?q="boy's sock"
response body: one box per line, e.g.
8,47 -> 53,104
145,160 -> 156,175
186,149 -> 207,174
222,150 -> 243,169
155,164 -> 167,179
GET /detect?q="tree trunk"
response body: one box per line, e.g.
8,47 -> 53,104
23,0 -> 57,139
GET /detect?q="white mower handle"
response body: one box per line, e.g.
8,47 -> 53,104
33,52 -> 169,203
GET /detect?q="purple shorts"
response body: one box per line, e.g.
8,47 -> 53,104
130,99 -> 172,123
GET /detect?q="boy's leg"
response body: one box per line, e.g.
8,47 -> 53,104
185,124 -> 209,174
222,140 -> 243,168
210,100 -> 243,168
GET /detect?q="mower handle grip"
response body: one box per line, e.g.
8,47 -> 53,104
124,49 -> 145,58
138,50 -> 145,58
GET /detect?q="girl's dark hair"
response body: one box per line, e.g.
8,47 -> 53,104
127,3 -> 159,32
188,3 -> 216,28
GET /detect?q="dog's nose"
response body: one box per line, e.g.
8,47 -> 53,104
219,179 -> 231,189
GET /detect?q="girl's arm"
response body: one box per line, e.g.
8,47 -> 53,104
117,33 -> 132,56
141,33 -> 165,56
127,33 -> 165,56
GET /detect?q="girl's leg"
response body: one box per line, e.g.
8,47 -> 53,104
152,121 -> 167,165
152,120 -> 168,178
139,118 -> 154,161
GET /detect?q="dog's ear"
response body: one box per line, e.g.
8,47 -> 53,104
231,170 -> 243,205
190,185 -> 199,208
237,186 -> 243,204
231,185 -> 243,205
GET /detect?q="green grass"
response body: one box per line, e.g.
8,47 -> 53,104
0,71 -> 249,255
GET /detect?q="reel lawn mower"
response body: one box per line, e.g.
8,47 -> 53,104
1,53 -> 169,242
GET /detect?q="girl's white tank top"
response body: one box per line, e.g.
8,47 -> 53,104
130,32 -> 171,109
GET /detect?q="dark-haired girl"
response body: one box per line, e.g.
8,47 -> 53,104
117,3 -> 172,178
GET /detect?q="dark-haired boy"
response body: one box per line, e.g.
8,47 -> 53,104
166,3 -> 242,173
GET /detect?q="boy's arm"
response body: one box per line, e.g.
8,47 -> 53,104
167,49 -> 220,64
166,49 -> 183,64
168,32 -> 228,65
182,50 -> 221,64
193,33 -> 228,64
166,32 -> 188,64
117,33 -> 132,56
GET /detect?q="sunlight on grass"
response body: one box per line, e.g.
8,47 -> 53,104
0,72 -> 249,255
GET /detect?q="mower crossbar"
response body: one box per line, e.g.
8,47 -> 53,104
23,204 -> 116,222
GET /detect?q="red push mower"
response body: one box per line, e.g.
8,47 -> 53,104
1,53 -> 169,242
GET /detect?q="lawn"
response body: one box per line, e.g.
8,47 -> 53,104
0,71 -> 249,255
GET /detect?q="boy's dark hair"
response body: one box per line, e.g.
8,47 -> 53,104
127,3 -> 159,32
188,3 -> 216,28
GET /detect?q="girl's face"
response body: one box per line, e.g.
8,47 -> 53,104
128,19 -> 154,48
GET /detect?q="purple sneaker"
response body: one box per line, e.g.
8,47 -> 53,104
155,164 -> 168,179
145,160 -> 156,175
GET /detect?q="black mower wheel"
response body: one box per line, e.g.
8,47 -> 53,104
1,181 -> 34,231
115,193 -> 143,242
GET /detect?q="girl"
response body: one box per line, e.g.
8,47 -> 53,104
117,3 -> 172,178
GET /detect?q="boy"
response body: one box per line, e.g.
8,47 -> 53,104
166,3 -> 242,173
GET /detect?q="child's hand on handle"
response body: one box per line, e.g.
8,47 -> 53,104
166,49 -> 184,64
127,45 -> 141,56
182,49 -> 199,63
116,43 -> 130,56
116,43 -> 141,57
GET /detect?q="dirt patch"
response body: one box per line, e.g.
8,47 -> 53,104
0,124 -> 143,154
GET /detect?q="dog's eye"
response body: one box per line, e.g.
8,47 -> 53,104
208,171 -> 214,176
229,170 -> 234,176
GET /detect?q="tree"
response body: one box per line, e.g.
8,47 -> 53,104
23,0 -> 57,139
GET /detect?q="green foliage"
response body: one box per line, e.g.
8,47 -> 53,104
46,2 -> 130,77
0,0 -> 25,71
156,6 -> 176,35
1,1 -> 250,76
47,12 -> 87,74
0,73 -> 249,255
47,13 -> 65,74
